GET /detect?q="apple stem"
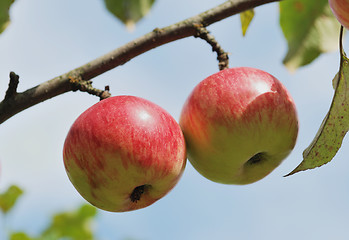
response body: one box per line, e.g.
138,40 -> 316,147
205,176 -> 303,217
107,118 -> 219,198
194,25 -> 229,71
130,185 -> 147,202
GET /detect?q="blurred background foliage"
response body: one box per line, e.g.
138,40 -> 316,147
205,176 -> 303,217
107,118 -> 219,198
0,185 -> 98,240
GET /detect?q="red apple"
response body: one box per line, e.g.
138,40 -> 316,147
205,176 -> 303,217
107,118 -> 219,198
180,67 -> 298,184
63,96 -> 186,212
329,0 -> 349,29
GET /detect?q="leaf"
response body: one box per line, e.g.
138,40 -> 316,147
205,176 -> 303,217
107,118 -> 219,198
40,204 -> 98,240
10,232 -> 34,240
286,28 -> 349,176
0,0 -> 15,34
279,0 -> 340,71
9,204 -> 98,240
0,185 -> 23,214
240,9 -> 254,36
104,0 -> 155,30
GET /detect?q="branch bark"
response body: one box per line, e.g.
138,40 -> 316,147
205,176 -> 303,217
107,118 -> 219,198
4,72 -> 19,100
0,0 -> 280,124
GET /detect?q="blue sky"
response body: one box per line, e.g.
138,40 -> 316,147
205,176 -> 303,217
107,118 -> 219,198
1,0 -> 349,239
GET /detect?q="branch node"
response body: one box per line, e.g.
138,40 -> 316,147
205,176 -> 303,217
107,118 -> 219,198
4,72 -> 20,100
194,25 -> 229,71
100,86 -> 112,101
69,75 -> 111,101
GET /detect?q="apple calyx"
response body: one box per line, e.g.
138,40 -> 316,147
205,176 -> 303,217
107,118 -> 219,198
130,185 -> 150,202
245,152 -> 267,166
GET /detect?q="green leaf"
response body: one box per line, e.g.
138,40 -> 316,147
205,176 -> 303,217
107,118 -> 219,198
240,9 -> 254,36
10,232 -> 34,240
9,204 -> 98,240
286,29 -> 349,176
0,185 -> 23,214
40,204 -> 98,240
280,0 -> 340,71
104,0 -> 155,30
0,0 -> 15,34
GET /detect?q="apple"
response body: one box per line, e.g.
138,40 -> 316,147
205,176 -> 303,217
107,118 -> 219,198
329,0 -> 349,29
63,95 -> 186,212
180,67 -> 298,185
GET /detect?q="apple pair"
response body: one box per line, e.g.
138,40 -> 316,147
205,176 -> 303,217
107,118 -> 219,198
63,67 -> 298,212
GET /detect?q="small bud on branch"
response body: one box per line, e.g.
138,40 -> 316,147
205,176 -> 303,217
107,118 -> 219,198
4,72 -> 19,101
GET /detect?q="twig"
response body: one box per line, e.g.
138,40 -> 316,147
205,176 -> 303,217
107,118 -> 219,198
0,0 -> 280,124
77,82 -> 111,101
70,75 -> 111,101
194,25 -> 229,70
4,72 -> 19,100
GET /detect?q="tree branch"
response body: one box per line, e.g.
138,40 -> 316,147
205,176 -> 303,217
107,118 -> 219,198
0,0 -> 280,124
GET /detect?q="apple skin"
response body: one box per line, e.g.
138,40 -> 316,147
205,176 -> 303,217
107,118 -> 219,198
180,67 -> 298,185
63,95 -> 186,212
329,0 -> 349,29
